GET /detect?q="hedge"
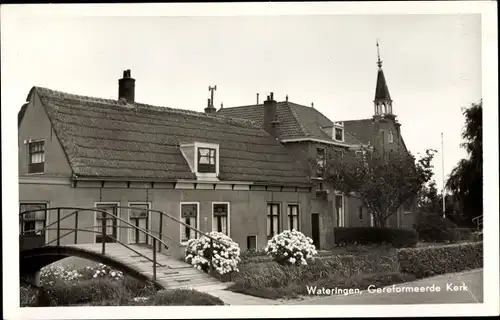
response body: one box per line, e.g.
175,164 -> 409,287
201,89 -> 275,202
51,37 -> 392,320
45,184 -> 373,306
334,227 -> 418,248
416,214 -> 458,242
397,241 -> 483,278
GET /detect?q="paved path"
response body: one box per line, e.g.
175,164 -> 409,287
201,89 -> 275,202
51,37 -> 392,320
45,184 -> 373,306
289,269 -> 483,305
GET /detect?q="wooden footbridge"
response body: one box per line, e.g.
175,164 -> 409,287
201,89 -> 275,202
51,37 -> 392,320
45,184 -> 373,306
19,206 -> 231,291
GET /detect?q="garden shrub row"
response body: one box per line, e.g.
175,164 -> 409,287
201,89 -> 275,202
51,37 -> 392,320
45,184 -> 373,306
334,227 -> 418,248
37,276 -> 157,306
397,241 -> 483,278
229,251 -> 400,296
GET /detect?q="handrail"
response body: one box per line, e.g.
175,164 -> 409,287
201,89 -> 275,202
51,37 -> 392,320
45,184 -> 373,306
107,206 -> 228,248
20,207 -> 170,250
40,227 -> 165,268
472,215 -> 483,222
19,207 -> 169,281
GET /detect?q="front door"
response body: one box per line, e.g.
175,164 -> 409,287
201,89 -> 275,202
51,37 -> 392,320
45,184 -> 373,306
311,213 -> 320,249
95,204 -> 118,243
128,203 -> 150,245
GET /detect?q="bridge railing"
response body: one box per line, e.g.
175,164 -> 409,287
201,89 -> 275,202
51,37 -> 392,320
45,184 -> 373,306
102,206 -> 230,276
19,207 -> 171,282
472,214 -> 483,231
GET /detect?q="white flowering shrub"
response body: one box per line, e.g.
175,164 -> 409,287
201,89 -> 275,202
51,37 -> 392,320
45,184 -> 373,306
39,263 -> 83,286
39,262 -> 124,286
84,263 -> 124,280
185,232 -> 241,275
265,230 -> 318,266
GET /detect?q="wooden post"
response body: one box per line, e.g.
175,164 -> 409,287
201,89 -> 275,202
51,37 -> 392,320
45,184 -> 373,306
56,208 -> 61,247
74,210 -> 79,244
153,239 -> 157,281
209,238 -> 214,275
159,214 -> 163,253
102,211 -> 107,255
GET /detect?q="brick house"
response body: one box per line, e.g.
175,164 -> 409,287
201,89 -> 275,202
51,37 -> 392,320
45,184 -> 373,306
218,49 -> 416,235
18,70 -> 315,257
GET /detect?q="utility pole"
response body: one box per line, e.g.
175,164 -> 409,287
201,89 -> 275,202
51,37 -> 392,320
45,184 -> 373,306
442,132 -> 446,218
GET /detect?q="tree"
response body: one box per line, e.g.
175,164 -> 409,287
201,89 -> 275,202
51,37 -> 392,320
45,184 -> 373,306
446,100 -> 482,227
417,180 -> 440,213
322,147 -> 436,227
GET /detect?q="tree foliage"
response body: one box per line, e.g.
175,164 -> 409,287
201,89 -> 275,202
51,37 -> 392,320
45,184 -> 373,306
446,101 -> 482,226
322,147 -> 436,227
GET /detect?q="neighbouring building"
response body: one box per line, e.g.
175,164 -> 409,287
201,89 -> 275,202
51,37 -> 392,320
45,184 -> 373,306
218,44 -> 416,236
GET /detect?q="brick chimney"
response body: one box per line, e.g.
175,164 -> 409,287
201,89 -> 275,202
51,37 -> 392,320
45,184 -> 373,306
118,69 -> 135,103
263,92 -> 279,138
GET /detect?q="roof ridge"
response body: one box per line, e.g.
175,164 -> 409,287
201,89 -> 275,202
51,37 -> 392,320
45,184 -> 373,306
33,86 -> 264,130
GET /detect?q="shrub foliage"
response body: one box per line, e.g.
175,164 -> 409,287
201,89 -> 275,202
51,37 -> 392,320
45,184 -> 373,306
185,232 -> 241,275
334,227 -> 418,248
397,241 -> 483,278
265,230 -> 318,265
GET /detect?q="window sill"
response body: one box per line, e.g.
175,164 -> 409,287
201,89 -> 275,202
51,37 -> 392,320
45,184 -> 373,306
26,172 -> 45,175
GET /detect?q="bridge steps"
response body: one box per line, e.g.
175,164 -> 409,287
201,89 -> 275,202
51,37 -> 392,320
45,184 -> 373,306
66,243 -> 232,290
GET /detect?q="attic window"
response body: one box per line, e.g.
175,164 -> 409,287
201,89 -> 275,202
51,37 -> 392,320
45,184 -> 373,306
198,148 -> 216,173
388,130 -> 394,143
28,140 -> 45,174
333,121 -> 344,142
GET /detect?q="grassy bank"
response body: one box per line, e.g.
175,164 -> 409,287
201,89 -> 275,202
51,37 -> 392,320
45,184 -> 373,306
20,263 -> 224,307
228,242 -> 482,300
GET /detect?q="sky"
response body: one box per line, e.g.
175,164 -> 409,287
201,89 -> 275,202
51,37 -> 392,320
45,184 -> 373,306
1,8 -> 482,191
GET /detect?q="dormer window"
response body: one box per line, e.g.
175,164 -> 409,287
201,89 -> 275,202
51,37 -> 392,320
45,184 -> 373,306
179,142 -> 220,181
388,130 -> 394,143
333,121 -> 344,142
197,148 -> 216,173
28,140 -> 45,174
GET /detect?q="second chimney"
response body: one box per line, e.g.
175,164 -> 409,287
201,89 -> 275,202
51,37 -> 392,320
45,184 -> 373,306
263,92 -> 279,138
118,69 -> 135,103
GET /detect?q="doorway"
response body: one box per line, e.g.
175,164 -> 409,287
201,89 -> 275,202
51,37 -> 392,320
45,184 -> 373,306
311,213 -> 320,249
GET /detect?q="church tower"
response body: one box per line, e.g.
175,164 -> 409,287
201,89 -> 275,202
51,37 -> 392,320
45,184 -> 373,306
373,40 -> 395,120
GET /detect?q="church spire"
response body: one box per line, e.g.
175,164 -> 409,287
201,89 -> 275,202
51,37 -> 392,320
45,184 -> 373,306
373,40 -> 394,118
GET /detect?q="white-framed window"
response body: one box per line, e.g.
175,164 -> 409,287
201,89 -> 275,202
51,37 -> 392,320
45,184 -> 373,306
335,194 -> 344,227
267,203 -> 280,239
198,147 -> 217,173
19,202 -> 48,236
94,202 -> 120,244
128,202 -> 151,244
27,139 -> 45,174
333,122 -> 344,142
212,202 -> 230,236
287,204 -> 300,231
180,202 -> 200,243
388,130 -> 394,143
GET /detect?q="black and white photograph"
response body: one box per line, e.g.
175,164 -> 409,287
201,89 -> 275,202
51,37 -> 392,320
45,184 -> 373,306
1,2 -> 498,319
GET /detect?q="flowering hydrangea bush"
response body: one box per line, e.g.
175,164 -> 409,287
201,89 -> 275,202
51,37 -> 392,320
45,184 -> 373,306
265,229 -> 318,266
185,232 -> 241,275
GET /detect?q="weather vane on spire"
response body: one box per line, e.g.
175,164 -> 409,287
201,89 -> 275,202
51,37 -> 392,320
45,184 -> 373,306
376,39 -> 383,68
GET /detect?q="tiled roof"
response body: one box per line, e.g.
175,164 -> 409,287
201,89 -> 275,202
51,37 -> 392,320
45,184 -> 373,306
26,87 -> 311,185
217,102 -> 363,146
343,118 -> 409,151
342,118 -> 375,145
